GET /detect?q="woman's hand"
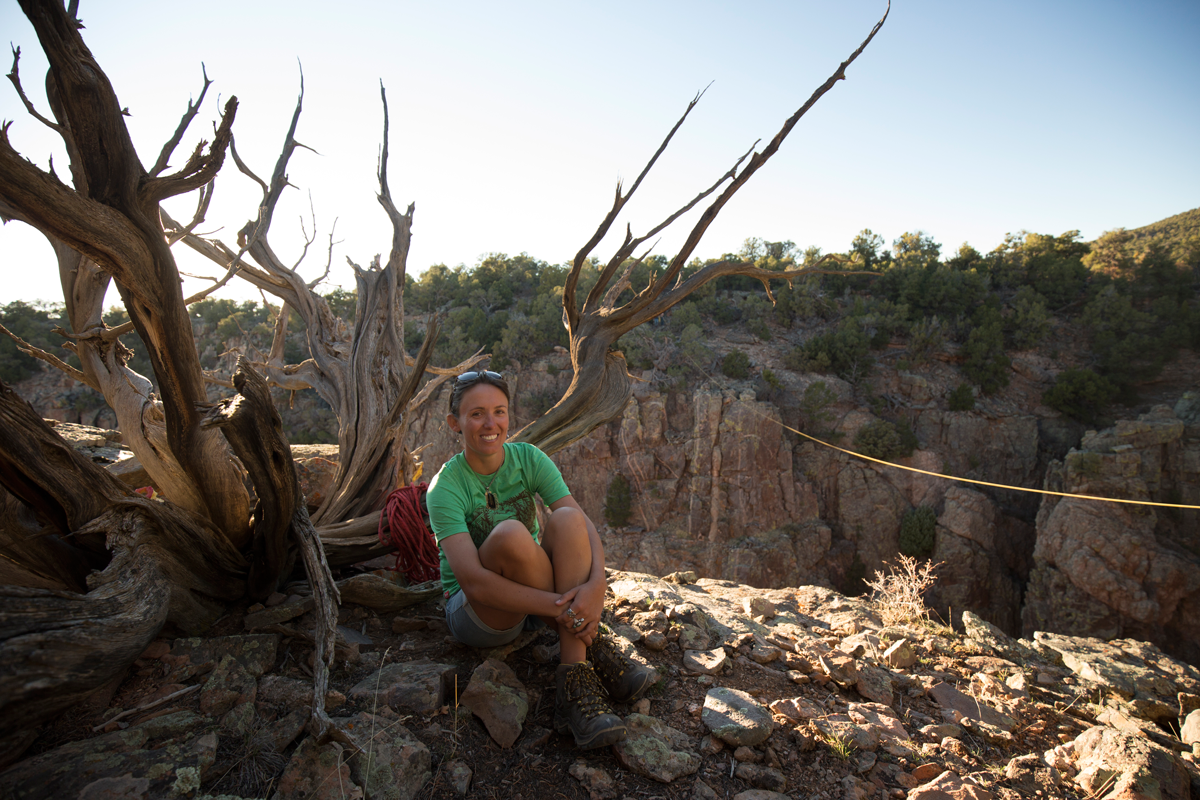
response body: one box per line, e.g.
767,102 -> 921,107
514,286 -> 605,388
555,577 -> 605,643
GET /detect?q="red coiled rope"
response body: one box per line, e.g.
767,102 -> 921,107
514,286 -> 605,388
379,483 -> 440,584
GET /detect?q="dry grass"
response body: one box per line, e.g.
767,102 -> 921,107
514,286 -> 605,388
864,554 -> 941,627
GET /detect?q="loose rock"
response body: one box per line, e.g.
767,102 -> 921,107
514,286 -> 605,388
459,658 -> 529,748
702,687 -> 774,747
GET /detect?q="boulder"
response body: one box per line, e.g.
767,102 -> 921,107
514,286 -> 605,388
1072,726 -> 1191,800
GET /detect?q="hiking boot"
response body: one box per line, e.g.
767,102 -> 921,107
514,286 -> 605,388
553,661 -> 627,749
590,628 -> 659,703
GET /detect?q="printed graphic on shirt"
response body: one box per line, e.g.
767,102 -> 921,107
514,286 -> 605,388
466,488 -> 538,549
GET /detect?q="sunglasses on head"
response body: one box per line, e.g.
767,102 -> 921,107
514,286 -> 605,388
456,370 -> 503,384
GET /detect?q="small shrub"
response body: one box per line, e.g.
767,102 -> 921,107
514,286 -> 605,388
855,419 -> 917,461
762,368 -> 783,391
746,316 -> 772,341
1043,368 -> 1116,426
865,555 -> 941,627
899,506 -> 937,557
800,380 -> 838,435
948,382 -> 975,411
604,474 -> 633,528
721,350 -> 752,380
961,306 -> 1011,394
667,301 -> 703,334
908,316 -> 946,364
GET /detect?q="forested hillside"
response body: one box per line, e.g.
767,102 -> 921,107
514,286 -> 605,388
6,212 -> 1197,441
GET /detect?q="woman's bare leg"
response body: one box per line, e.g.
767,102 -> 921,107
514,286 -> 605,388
540,506 -> 592,664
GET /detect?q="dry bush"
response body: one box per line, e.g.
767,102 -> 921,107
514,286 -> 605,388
865,555 -> 941,627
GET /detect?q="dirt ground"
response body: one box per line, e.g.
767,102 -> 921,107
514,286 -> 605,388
20,576 -> 1100,800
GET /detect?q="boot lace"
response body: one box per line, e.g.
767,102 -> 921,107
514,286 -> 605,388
591,631 -> 628,680
563,663 -> 613,720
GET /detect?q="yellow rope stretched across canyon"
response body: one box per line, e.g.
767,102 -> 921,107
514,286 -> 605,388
767,415 -> 1200,510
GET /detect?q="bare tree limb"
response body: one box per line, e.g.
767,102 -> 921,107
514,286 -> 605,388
563,83 -> 712,333
6,46 -> 63,133
164,179 -> 214,244
516,2 -> 891,455
141,96 -> 237,204
149,63 -> 213,177
0,322 -> 90,385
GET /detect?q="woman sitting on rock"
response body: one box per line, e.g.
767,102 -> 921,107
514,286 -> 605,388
427,370 -> 656,749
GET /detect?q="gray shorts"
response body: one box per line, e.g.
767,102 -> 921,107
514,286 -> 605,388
444,590 -> 544,648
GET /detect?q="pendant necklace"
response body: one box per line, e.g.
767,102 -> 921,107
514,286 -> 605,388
477,454 -> 503,510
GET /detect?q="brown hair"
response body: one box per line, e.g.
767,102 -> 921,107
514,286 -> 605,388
448,371 -> 511,417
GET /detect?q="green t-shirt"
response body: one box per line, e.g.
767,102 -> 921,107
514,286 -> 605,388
427,441 -> 571,596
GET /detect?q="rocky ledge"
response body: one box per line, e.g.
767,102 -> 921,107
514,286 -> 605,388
3,569 -> 1199,800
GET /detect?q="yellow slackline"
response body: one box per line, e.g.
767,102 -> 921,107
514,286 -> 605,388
768,415 -> 1200,510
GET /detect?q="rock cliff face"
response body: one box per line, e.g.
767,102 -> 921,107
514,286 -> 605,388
1022,402 -> 1200,666
433,361 -> 1198,667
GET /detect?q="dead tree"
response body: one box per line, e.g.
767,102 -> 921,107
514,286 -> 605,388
0,0 -> 346,757
0,0 -> 888,761
164,80 -> 484,531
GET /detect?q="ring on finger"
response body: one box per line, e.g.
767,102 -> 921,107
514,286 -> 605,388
573,618 -> 585,628
566,608 -> 576,618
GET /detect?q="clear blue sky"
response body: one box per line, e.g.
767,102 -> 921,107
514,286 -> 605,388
2,0 -> 1197,306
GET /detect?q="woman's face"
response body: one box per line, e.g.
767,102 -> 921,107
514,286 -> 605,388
448,383 -> 509,466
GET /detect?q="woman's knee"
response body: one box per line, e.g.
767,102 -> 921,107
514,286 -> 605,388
545,506 -> 586,537
542,506 -> 589,556
478,520 -> 538,570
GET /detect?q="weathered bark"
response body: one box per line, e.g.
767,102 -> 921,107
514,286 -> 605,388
0,0 -> 250,543
0,382 -> 247,756
200,358 -> 301,600
513,3 -> 890,454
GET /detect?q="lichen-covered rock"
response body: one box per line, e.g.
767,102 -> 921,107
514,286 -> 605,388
332,712 -> 430,800
883,638 -> 917,668
0,725 -> 217,800
444,759 -> 472,796
569,761 -> 618,799
1031,631 -> 1200,722
164,634 -> 280,682
275,736 -> 362,800
928,682 -> 1015,731
734,762 -> 786,792
854,663 -> 895,705
200,654 -> 256,717
613,713 -> 700,783
907,770 -> 995,799
683,648 -> 729,676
